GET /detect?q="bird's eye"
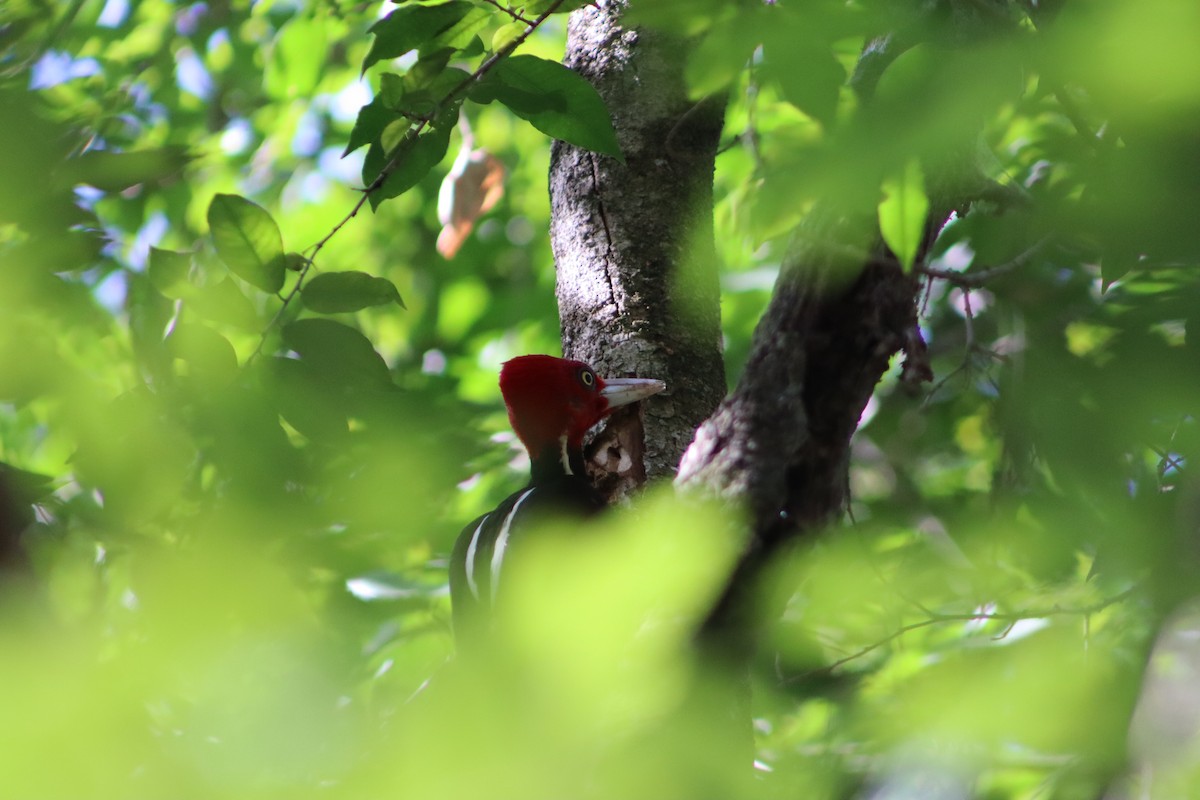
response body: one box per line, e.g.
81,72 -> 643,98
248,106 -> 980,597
579,368 -> 596,388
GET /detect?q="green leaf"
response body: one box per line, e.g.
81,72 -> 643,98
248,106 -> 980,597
0,462 -> 53,506
929,214 -> 969,259
281,318 -> 392,389
378,62 -> 469,118
457,35 -> 485,60
492,21 -> 525,53
490,55 -> 623,161
344,97 -> 399,156
878,158 -> 929,273
424,6 -> 488,52
406,50 -> 455,90
362,1 -> 474,73
126,273 -> 174,381
398,64 -> 472,118
625,0 -> 731,35
206,194 -> 287,293
302,271 -> 405,313
148,247 -> 192,298
761,33 -> 845,128
685,24 -> 759,97
187,277 -> 262,332
381,119 -> 415,158
379,72 -> 407,108
264,357 -> 348,442
363,120 -> 453,210
265,17 -> 327,99
68,147 -> 191,192
167,323 -> 239,384
412,67 -> 472,118
523,0 -> 592,13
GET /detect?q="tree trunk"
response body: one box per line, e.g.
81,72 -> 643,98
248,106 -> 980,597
550,1 -> 726,497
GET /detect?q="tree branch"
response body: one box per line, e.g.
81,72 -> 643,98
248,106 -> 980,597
917,235 -> 1049,288
795,584 -> 1140,679
678,226 -> 920,650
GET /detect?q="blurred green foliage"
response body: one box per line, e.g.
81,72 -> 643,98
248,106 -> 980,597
1,0 -> 1200,797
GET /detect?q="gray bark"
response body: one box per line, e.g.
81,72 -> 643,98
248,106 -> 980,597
550,1 -> 726,496
678,225 -> 920,643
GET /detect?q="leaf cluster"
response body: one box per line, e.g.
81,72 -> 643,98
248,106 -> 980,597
1,0 -> 1200,798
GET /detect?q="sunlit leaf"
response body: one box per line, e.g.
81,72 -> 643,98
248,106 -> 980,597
424,5 -> 489,52
284,252 -> 308,272
625,0 -> 732,35
147,247 -> 192,298
685,23 -> 759,97
206,194 -> 287,293
363,1 -> 474,72
485,55 -> 622,161
265,17 -> 327,98
878,158 -> 929,272
523,0 -> 591,13
67,147 -> 190,192
492,22 -> 525,53
379,72 -> 406,108
187,277 -> 262,332
761,30 -> 845,128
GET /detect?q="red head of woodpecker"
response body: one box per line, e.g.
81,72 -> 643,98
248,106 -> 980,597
450,355 -> 664,646
498,354 -> 665,479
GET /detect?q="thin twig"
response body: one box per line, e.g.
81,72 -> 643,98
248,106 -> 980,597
917,235 -> 1049,289
961,286 -> 975,347
921,358 -> 969,407
247,0 -> 568,363
922,341 -> 1009,406
917,235 -> 1049,401
791,584 -> 1139,680
479,0 -> 535,25
362,0 -> 568,198
1150,443 -> 1185,482
916,232 -> 1051,289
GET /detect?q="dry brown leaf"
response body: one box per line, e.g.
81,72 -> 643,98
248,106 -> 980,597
436,146 -> 506,258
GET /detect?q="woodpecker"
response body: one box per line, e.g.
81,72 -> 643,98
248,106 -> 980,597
450,355 -> 665,646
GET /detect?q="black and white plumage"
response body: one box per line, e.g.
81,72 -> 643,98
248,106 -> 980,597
448,355 -> 664,649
